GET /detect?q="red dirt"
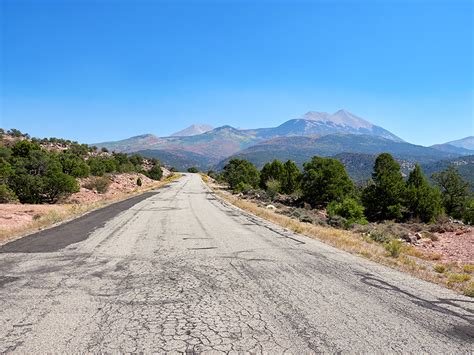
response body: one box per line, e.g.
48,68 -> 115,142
416,228 -> 474,265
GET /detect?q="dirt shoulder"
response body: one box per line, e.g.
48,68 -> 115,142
204,179 -> 473,297
0,173 -> 181,246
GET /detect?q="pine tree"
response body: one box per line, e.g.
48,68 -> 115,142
362,153 -> 406,221
406,164 -> 442,222
433,166 -> 471,219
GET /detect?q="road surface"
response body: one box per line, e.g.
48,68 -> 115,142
0,174 -> 472,353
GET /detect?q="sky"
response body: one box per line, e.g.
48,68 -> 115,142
1,0 -> 473,145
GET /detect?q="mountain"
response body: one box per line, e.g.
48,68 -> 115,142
246,110 -> 403,142
215,134 -> 460,170
421,155 -> 474,190
430,143 -> 474,155
171,124 -> 214,137
441,136 -> 474,151
93,134 -> 164,153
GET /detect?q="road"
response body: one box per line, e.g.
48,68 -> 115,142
0,174 -> 472,353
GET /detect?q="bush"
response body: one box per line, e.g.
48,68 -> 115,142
463,199 -> 474,225
266,178 -> 281,201
42,170 -> 80,203
301,156 -> 354,207
137,177 -> 142,186
84,176 -> 111,194
234,182 -> 252,194
327,198 -> 367,228
88,157 -> 106,176
187,167 -> 199,173
384,239 -> 403,258
0,184 -> 18,203
147,165 -> 163,180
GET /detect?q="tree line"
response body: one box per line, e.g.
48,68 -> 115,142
219,153 -> 473,225
0,138 -> 163,204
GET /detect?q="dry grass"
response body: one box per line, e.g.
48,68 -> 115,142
208,182 -> 473,296
0,173 -> 181,244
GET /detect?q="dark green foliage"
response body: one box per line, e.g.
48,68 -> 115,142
405,164 -> 442,222
147,165 -> 163,180
463,200 -> 474,225
146,165 -> 163,180
8,128 -> 23,137
0,158 -> 13,183
433,166 -> 471,219
9,150 -> 79,203
11,140 -> 40,158
362,153 -> 406,221
187,167 -> 199,173
0,184 -> 18,203
137,177 -> 142,186
260,160 -> 285,189
101,147 -> 109,153
59,153 -> 90,178
223,159 -> 260,191
301,156 -> 354,207
281,160 -> 301,194
88,157 -> 107,176
327,198 -> 367,227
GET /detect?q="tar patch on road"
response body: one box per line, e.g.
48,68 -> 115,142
0,191 -> 159,253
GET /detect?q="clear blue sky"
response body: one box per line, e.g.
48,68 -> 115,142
1,0 -> 473,145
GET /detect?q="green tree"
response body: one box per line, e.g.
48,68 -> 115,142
281,160 -> 301,194
59,153 -> 90,178
42,169 -> 79,203
88,157 -> 107,176
223,159 -> 260,191
187,167 -> 199,173
301,156 -> 354,207
405,164 -> 442,222
259,160 -> 285,190
11,140 -> 40,158
463,199 -> 474,225
433,165 -> 471,219
362,153 -> 406,221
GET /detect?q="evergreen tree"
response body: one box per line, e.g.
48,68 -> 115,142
433,166 -> 471,219
259,160 -> 285,190
362,153 -> 406,221
405,164 -> 442,222
223,159 -> 260,191
301,156 -> 354,207
281,160 -> 301,194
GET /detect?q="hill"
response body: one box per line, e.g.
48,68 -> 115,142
444,136 -> 474,151
216,134 -> 458,170
421,155 -> 474,189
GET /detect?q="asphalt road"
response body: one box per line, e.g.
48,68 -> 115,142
0,174 -> 472,353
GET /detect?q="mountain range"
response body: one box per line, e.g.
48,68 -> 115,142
93,110 -> 473,185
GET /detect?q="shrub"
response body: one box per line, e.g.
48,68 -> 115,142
0,184 -> 18,203
42,170 -> 79,203
327,198 -> 367,228
88,157 -> 106,176
137,177 -> 142,186
84,176 -> 111,194
266,178 -> 281,201
234,182 -> 252,194
147,165 -> 163,180
384,239 -> 403,258
463,199 -> 474,225
368,230 -> 391,243
301,156 -> 354,207
434,264 -> 446,273
187,167 -> 199,173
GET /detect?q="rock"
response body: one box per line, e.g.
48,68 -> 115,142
407,235 -> 418,244
415,232 -> 423,240
266,204 -> 276,210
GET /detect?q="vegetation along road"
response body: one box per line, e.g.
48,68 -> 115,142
0,174 -> 472,353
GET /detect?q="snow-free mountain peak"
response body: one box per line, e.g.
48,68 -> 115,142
302,109 -> 373,130
171,124 -> 214,137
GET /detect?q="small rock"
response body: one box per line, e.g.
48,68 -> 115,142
407,235 -> 418,244
415,232 -> 423,240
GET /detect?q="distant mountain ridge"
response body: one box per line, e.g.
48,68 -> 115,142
171,124 -> 213,137
92,110 -> 469,176
443,136 -> 474,150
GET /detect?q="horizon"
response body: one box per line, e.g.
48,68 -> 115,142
1,0 -> 473,145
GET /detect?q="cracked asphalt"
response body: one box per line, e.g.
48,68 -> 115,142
0,173 -> 473,353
